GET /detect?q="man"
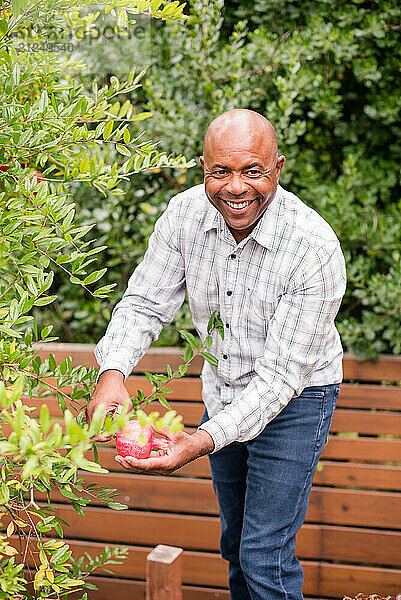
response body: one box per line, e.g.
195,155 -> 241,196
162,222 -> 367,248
86,109 -> 346,599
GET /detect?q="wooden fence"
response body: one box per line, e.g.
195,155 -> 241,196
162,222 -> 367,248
30,345 -> 401,598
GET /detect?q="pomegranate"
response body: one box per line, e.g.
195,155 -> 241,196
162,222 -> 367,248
116,420 -> 169,459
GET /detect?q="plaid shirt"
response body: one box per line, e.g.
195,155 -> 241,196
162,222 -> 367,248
94,184 -> 346,453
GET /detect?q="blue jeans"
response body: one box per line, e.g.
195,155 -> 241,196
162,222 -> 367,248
200,384 -> 340,600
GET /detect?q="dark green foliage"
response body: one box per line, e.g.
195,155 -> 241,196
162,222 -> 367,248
40,0 -> 400,359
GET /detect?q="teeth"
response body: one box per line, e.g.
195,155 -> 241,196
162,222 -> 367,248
226,200 -> 251,209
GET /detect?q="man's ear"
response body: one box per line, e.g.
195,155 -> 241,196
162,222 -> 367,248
276,155 -> 286,182
199,156 -> 205,170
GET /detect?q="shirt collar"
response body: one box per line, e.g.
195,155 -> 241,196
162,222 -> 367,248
202,185 -> 285,251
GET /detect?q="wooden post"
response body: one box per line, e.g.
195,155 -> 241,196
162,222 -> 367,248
146,544 -> 183,600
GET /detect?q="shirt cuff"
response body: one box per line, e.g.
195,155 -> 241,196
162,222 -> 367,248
95,362 -> 131,384
197,412 -> 240,453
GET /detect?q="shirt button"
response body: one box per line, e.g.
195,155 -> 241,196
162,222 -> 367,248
230,254 -> 236,259
225,382 -> 230,387
225,323 -> 229,328
227,290 -> 232,296
223,354 -> 228,359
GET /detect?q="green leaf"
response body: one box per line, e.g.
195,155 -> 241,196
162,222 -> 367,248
131,111 -> 152,122
7,374 -> 25,404
106,502 -> 128,510
178,364 -> 188,375
83,268 -> 107,285
69,275 -> 82,284
144,371 -> 156,385
81,461 -> 108,473
56,254 -> 71,265
59,360 -> 67,376
201,351 -> 218,367
207,312 -> 216,333
0,324 -> 22,338
41,325 -> 53,339
0,49 -> 11,64
157,395 -> 171,410
33,295 -> 58,306
0,19 -> 8,36
40,404 -> 50,433
48,353 -> 57,372
183,345 -> 192,362
116,144 -> 131,157
12,63 -> 20,87
0,382 -> 9,408
150,0 -> 163,11
80,156 -> 89,173
205,335 -> 212,348
179,330 -> 198,349
89,403 -> 106,437
103,120 -> 113,139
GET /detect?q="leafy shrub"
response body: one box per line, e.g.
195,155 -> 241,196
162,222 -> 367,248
0,0 -> 192,596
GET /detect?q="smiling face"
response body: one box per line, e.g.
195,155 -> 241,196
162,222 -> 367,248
200,110 -> 285,243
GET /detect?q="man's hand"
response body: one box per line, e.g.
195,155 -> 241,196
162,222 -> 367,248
115,428 -> 214,475
86,369 -> 131,442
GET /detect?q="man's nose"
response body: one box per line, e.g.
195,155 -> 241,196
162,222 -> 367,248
225,173 -> 248,196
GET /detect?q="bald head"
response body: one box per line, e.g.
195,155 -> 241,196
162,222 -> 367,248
203,109 -> 278,165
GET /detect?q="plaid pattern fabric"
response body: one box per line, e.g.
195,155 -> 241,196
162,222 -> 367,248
94,184 -> 346,453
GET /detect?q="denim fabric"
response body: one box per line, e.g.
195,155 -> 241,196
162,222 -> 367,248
200,384 -> 340,600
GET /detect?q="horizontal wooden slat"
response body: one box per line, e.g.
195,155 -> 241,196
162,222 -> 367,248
331,409 -> 401,435
338,383 -> 401,410
296,524 -> 401,567
303,562 -> 401,596
126,377 -> 202,402
343,353 -> 401,383
23,543 -> 401,598
34,344 -> 204,375
18,538 -> 228,588
42,475 -> 401,529
35,344 -> 401,382
20,518 -> 400,571
307,487 -> 401,529
313,461 -> 401,491
47,473 -> 218,515
72,576 -> 230,600
74,564 -> 401,600
321,435 -> 401,462
99,432 -> 401,465
90,446 -> 401,489
42,504 -> 220,550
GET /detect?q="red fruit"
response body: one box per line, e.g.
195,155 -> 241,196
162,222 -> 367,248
0,165 -> 9,172
31,170 -> 45,184
116,420 -> 155,459
116,420 -> 170,459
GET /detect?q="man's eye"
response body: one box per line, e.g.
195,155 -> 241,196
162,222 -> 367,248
245,170 -> 261,176
213,170 -> 227,176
